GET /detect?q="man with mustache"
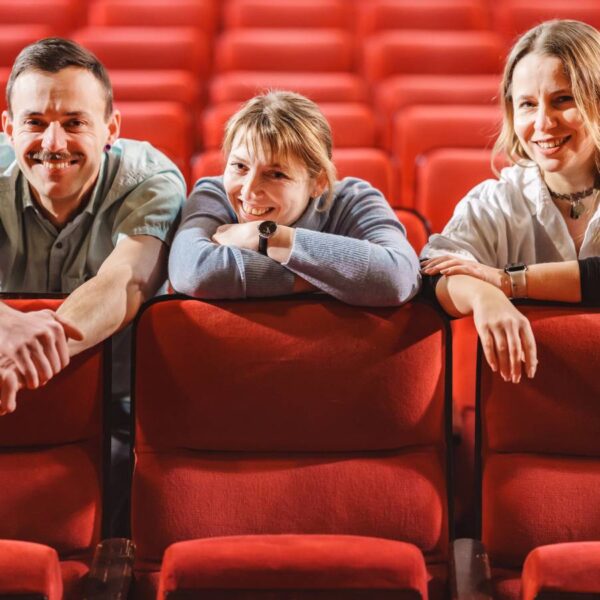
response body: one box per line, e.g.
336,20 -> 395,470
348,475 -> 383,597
0,38 -> 185,532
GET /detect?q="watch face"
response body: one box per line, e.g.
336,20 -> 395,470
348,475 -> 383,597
505,263 -> 527,273
258,220 -> 277,237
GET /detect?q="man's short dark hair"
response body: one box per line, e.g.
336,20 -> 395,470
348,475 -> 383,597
6,37 -> 113,120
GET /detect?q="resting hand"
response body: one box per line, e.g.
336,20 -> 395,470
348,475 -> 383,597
0,307 -> 84,390
0,357 -> 22,416
471,287 -> 537,383
422,256 -> 509,294
212,223 -> 260,251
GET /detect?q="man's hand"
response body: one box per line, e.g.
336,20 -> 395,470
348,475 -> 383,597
0,305 -> 84,390
0,357 -> 22,416
212,222 -> 260,250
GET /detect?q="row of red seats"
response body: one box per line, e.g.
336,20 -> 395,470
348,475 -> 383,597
1,0 -> 600,41
1,297 -> 598,599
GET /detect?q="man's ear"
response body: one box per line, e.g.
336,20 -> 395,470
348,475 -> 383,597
2,110 -> 14,140
107,109 -> 121,145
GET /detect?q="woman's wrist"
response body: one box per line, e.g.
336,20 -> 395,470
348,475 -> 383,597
266,225 -> 295,263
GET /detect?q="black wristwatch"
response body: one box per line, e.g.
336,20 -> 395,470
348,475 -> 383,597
504,262 -> 528,298
258,220 -> 277,255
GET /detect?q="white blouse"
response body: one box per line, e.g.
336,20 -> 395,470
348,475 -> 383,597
422,163 -> 600,266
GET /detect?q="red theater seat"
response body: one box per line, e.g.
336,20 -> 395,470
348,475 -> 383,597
356,0 -> 490,39
493,0 -> 600,43
117,102 -> 193,181
132,297 -> 452,599
0,0 -> 78,35
210,72 -> 368,104
0,298 -> 108,600
0,26 -> 54,68
88,0 -> 219,37
224,0 -> 352,30
374,74 -> 500,150
73,27 -> 210,78
393,104 -> 501,208
202,102 -> 376,149
453,305 -> 600,600
363,30 -> 504,84
395,208 -> 430,254
215,29 -> 354,73
415,147 -> 498,233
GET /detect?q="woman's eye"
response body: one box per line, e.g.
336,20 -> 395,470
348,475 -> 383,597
230,162 -> 247,172
519,101 -> 535,109
270,171 -> 287,180
555,95 -> 574,104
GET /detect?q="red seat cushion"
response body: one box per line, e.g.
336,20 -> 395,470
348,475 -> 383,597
159,535 -> 427,598
0,540 -> 63,600
522,542 -> 600,600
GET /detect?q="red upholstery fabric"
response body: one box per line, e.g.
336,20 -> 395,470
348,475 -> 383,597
0,0 -> 78,34
215,29 -> 354,73
133,299 -> 450,598
415,148 -> 498,233
89,0 -> 218,36
158,535 -> 427,597
224,0 -> 351,30
117,101 -> 193,178
110,70 -> 200,107
393,105 -> 501,207
209,72 -> 368,104
483,308 -> 600,456
480,305 -> 600,572
357,0 -> 489,39
374,74 -> 500,150
362,31 -> 504,84
73,27 -> 210,77
394,209 -> 429,254
202,102 -> 376,150
0,25 -> 54,67
334,149 -> 394,201
493,0 -> 600,44
0,299 -> 106,594
522,542 -> 600,600
0,540 -> 62,599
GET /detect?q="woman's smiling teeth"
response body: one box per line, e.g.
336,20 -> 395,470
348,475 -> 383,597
241,201 -> 271,216
535,136 -> 570,149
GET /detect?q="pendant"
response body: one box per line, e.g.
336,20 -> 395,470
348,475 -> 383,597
570,200 -> 585,219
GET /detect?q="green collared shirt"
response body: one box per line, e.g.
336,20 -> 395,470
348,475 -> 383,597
0,136 -> 185,293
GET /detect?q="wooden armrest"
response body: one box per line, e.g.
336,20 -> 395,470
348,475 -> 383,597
83,538 -> 135,600
451,538 -> 494,600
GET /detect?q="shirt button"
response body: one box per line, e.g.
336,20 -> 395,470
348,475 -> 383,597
55,242 -> 63,249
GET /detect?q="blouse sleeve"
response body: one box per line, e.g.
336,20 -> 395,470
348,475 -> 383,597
283,179 -> 421,306
168,177 -> 295,298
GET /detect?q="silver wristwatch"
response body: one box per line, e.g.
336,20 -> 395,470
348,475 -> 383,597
504,263 -> 528,298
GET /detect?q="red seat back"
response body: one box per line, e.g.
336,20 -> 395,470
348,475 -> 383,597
132,298 -> 451,597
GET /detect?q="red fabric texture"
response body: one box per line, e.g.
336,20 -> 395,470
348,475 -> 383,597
394,210 -> 428,254
0,26 -> 54,68
483,307 -> 600,456
416,148 -> 497,234
133,449 -> 447,567
0,540 -> 62,599
393,104 -> 501,207
0,0 -> 77,34
60,560 -> 91,600
135,299 -> 447,452
209,72 -> 368,104
362,30 -> 503,84
215,29 -> 353,73
224,0 -> 351,30
522,542 -> 600,600
158,535 -> 428,595
482,454 -> 600,567
73,27 -> 210,76
110,70 -> 199,106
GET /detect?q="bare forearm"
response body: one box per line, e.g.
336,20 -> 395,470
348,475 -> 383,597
435,274 -> 502,317
523,261 -> 581,303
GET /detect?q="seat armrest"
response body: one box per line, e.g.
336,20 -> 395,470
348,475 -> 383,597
83,538 -> 135,599
451,538 -> 494,600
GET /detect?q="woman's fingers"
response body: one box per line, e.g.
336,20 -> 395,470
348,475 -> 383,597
519,319 -> 538,378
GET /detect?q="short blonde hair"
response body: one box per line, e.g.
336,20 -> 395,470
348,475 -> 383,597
222,91 -> 337,208
493,19 -> 600,173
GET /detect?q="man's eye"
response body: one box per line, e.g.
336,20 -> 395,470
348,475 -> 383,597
66,119 -> 85,128
23,119 -> 43,127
